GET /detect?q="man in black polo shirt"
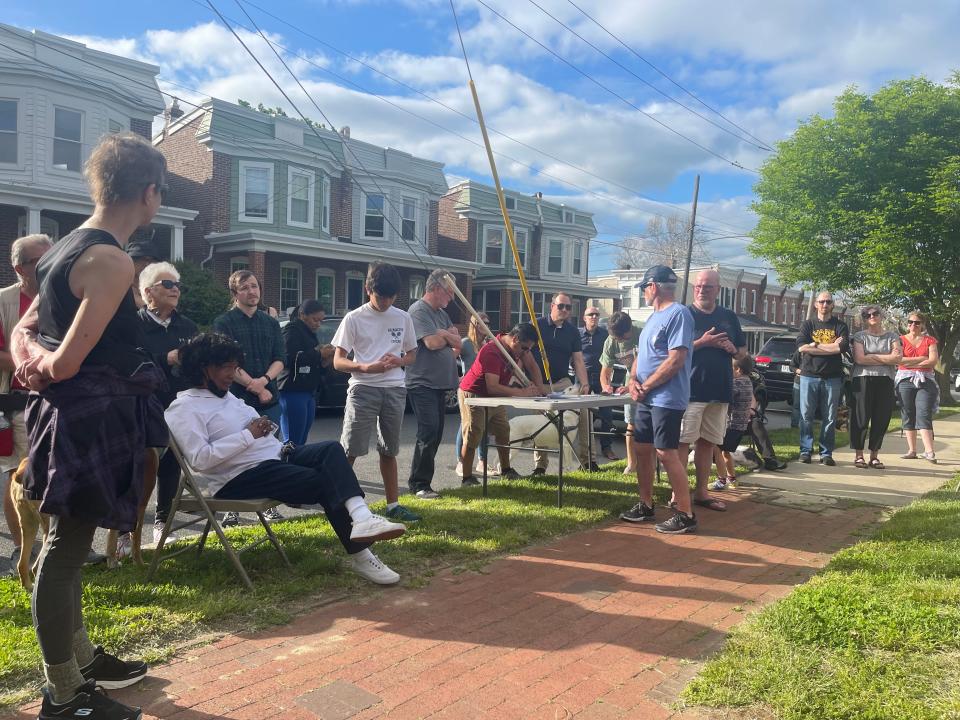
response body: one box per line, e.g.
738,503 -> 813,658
530,293 -> 591,474
677,269 -> 746,512
580,306 -> 616,461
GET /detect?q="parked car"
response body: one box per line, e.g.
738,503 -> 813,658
754,334 -> 799,403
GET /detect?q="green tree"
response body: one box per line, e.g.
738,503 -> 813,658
174,261 -> 231,329
750,75 -> 960,400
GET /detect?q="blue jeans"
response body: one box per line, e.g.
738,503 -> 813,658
799,376 -> 842,457
279,390 -> 316,446
455,422 -> 488,463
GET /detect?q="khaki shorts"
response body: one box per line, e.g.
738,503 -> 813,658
0,411 -> 28,475
459,389 -> 510,450
679,401 -> 728,445
340,384 -> 407,457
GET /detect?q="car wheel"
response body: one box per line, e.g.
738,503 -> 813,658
444,389 -> 460,413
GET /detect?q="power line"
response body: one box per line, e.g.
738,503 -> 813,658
469,0 -> 759,173
524,0 -> 773,152
564,0 -> 775,151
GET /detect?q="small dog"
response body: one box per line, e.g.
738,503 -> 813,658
10,457 -> 48,590
508,414 -> 580,470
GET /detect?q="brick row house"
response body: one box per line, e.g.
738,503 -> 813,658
0,24 -> 196,286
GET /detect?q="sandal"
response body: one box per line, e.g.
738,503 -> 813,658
693,496 -> 727,512
854,457 -> 868,469
900,452 -> 918,459
868,458 -> 885,470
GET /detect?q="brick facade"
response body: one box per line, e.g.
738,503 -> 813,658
330,172 -> 352,239
437,192 -> 475,262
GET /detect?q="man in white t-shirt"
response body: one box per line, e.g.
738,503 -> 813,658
332,262 -> 419,522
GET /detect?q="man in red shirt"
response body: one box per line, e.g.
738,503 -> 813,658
1,233 -> 52,571
457,322 -> 544,486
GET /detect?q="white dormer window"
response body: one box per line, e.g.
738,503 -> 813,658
0,100 -> 18,164
504,196 -> 516,211
547,238 -> 563,273
287,166 -> 315,228
364,193 -> 385,238
483,227 -> 504,265
573,241 -> 583,275
53,107 -> 82,172
562,209 -> 575,224
239,161 -> 274,223
401,197 -> 418,243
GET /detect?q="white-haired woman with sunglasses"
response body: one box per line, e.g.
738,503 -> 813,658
138,261 -> 198,543
896,311 -> 940,463
849,305 -> 901,469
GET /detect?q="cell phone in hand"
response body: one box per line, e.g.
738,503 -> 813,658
268,421 -> 280,436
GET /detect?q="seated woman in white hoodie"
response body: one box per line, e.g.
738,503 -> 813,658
165,332 -> 406,584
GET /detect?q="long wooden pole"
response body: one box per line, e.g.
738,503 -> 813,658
680,174 -> 701,304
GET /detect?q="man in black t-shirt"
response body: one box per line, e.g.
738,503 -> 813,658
530,293 -> 592,473
796,291 -> 850,465
677,270 -> 746,512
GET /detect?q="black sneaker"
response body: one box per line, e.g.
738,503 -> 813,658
530,468 -> 547,476
820,456 -> 836,467
80,647 -> 147,689
620,502 -> 655,523
799,453 -> 812,464
500,468 -> 521,479
764,458 -> 787,471
40,680 -> 142,719
655,511 -> 698,535
461,476 -> 481,487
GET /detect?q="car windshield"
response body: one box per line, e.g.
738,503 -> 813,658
760,338 -> 797,357
316,318 -> 341,345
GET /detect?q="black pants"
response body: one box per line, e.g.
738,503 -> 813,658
155,448 -> 180,523
407,386 -> 447,492
215,441 -> 368,554
33,515 -> 98,665
748,417 -> 776,460
850,376 -> 895,451
588,375 -> 614,451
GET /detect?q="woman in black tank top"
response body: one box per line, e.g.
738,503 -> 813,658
12,133 -> 167,719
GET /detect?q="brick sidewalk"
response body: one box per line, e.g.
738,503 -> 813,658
17,492 -> 880,719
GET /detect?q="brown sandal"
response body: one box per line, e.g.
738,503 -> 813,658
854,457 -> 868,469
868,458 -> 885,470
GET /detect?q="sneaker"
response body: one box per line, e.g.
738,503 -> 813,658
476,460 -> 501,476
455,462 -> 464,476
152,520 -> 177,545
385,505 -> 421,523
461,476 -> 481,487
349,514 -> 406,542
764,458 -> 787,471
622,465 -> 636,475
799,454 -> 812,464
84,550 -> 106,567
80,647 -> 148,690
40,680 -> 142,720
922,452 -> 938,464
820,456 -> 836,467
221,511 -> 240,527
655,511 -> 698,535
263,506 -> 284,521
586,462 -> 602,472
500,468 -> 521,480
900,451 -> 918,459
414,488 -> 441,500
350,551 -> 400,585
620,502 -> 655,523
531,467 -> 547,476
709,477 -> 729,491
116,534 -> 132,561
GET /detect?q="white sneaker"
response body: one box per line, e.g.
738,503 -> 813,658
153,520 -> 177,545
455,462 -> 463,476
349,514 -> 406,542
350,550 -> 400,585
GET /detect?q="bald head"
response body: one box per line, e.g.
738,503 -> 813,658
816,291 -> 835,319
692,269 -> 720,310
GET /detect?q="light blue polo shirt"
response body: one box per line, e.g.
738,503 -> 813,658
635,302 -> 694,410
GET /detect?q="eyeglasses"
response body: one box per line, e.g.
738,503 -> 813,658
153,279 -> 184,291
585,313 -> 600,318
816,300 -> 834,305
907,319 -> 923,325
554,303 -> 572,311
694,284 -> 718,290
863,311 -> 880,319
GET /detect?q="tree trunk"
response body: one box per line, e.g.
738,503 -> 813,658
933,323 -> 959,406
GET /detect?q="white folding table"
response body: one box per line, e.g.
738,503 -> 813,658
463,394 -> 627,507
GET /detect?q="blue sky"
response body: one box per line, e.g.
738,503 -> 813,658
7,0 -> 960,275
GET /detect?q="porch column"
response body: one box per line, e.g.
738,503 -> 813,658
27,208 -> 41,234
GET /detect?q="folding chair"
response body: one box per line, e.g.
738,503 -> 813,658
147,437 -> 291,590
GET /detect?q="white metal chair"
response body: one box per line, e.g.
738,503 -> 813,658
147,436 -> 291,589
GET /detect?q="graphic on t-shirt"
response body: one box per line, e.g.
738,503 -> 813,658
388,327 -> 403,344
811,327 -> 837,344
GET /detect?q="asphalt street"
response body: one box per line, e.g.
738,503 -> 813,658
0,400 -> 795,575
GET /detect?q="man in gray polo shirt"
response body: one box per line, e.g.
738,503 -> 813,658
406,269 -> 461,498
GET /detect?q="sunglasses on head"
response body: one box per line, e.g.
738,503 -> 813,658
153,279 -> 184,291
555,303 -> 572,311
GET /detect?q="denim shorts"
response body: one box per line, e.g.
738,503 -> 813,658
633,403 -> 685,450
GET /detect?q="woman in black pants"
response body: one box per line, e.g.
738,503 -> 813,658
14,133 -> 168,720
850,305 -> 901,469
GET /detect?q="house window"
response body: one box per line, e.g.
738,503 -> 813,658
229,257 -> 249,274
751,290 -> 757,314
504,196 -> 516,211
763,297 -> 768,321
472,289 -> 502,331
573,242 -> 583,275
740,288 -> 746,312
16,214 -> 59,241
409,276 -> 424,300
53,107 -> 82,172
108,119 -> 124,133
280,263 -> 301,314
509,229 -> 528,270
287,167 -> 314,228
239,161 -> 273,222
315,270 -> 334,314
346,272 -> 365,310
401,197 -> 417,243
364,193 -> 385,238
321,176 -> 330,233
562,209 -> 575,224
484,227 -> 504,265
0,100 -> 17,164
547,239 -> 563,273
791,303 -> 797,326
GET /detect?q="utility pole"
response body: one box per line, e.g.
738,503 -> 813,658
680,174 -> 701,304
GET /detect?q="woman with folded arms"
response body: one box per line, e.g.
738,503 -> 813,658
896,311 -> 940,463
850,305 -> 901,469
